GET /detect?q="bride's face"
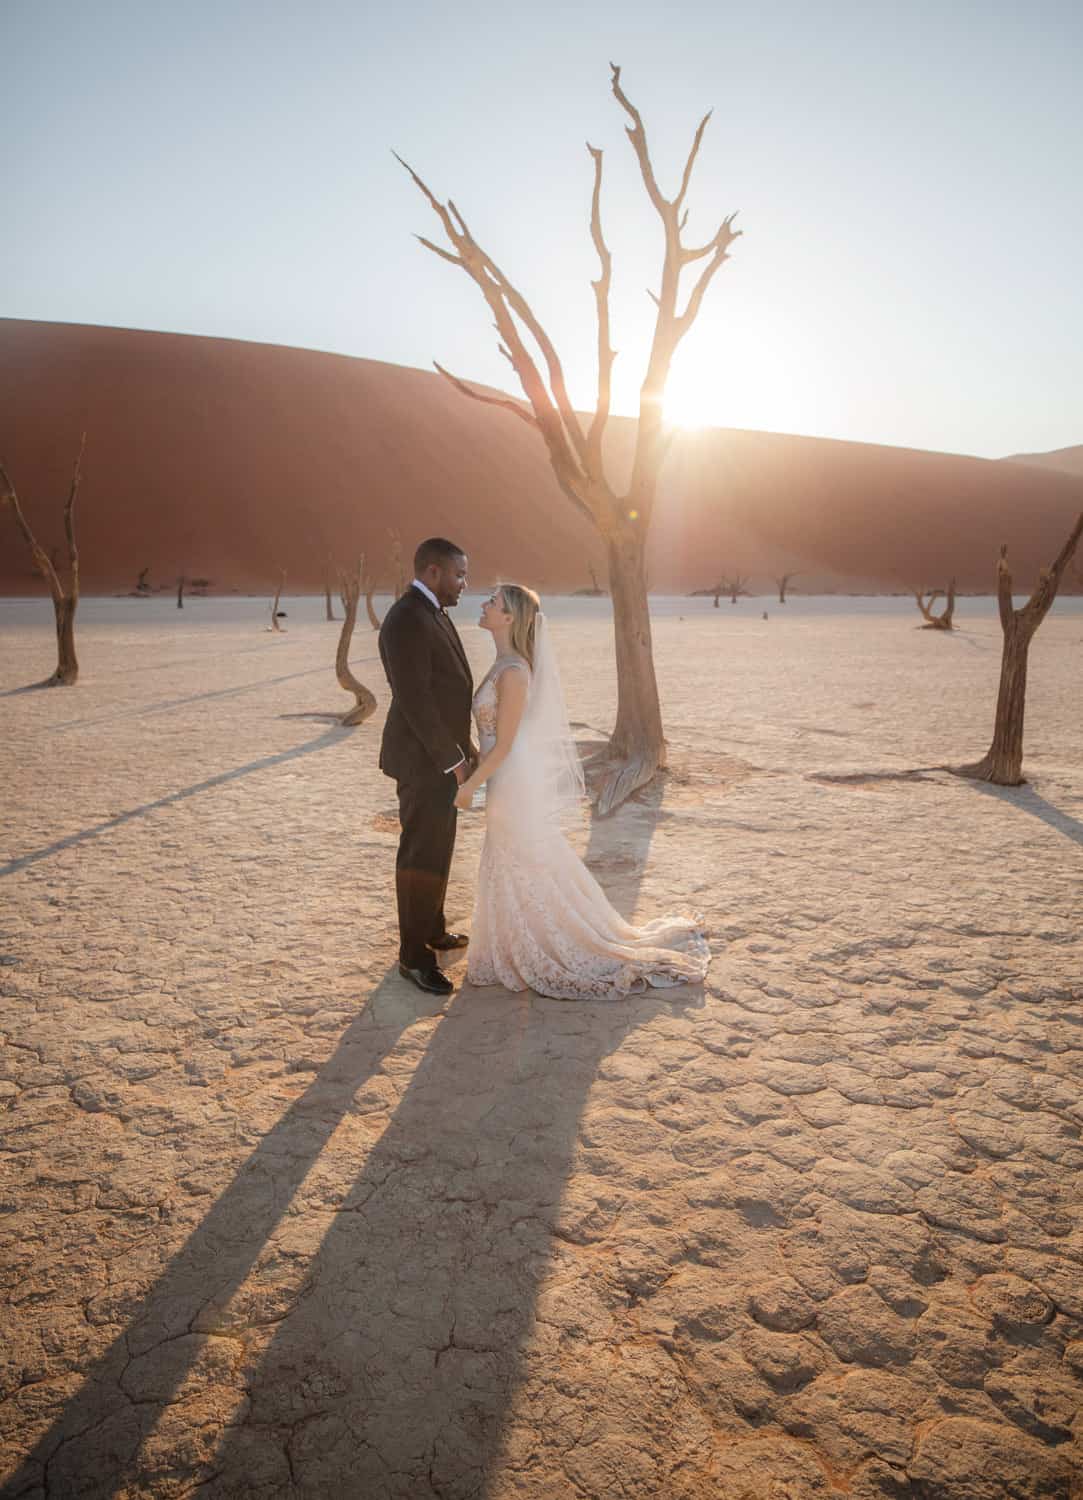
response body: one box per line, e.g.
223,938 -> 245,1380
479,589 -> 511,633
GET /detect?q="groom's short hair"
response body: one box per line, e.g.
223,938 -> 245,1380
414,537 -> 465,574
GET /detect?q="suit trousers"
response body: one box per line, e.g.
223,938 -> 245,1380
394,766 -> 458,969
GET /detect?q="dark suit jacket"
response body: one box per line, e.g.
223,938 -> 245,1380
378,586 -> 474,782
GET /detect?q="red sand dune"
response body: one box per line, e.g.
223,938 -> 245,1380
1002,445 -> 1083,478
2,319 -> 1081,597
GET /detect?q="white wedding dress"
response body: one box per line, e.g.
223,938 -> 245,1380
466,653 -> 711,1001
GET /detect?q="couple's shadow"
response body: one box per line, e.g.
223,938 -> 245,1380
10,786 -> 702,1498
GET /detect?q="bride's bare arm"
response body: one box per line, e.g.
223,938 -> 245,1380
454,667 -> 528,805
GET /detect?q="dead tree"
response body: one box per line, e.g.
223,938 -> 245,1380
0,436 -> 85,685
337,558 -> 378,725
176,575 -> 186,609
574,560 -> 606,597
400,63 -> 741,812
776,572 -> 798,604
268,569 -> 286,632
955,513 -> 1082,785
913,579 -> 956,630
323,553 -> 338,621
721,572 -> 750,605
137,566 -> 151,594
388,528 -> 405,599
364,569 -> 382,631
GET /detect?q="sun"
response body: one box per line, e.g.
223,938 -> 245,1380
661,348 -> 730,430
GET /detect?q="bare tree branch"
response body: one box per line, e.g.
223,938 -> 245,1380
675,110 -> 713,212
433,362 -> 540,428
415,235 -> 463,267
0,456 -> 65,603
586,142 -> 614,473
608,62 -> 667,218
1027,509 -> 1083,619
676,215 -> 742,335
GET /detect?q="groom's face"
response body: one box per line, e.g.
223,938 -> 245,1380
429,552 -> 468,608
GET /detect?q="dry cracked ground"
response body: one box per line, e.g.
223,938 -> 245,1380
1,595 -> 1082,1499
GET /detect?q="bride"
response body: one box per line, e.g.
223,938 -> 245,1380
453,583 -> 710,1001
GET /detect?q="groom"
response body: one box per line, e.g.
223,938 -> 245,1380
378,537 -> 474,996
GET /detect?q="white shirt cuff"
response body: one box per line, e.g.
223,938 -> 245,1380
445,753 -> 466,775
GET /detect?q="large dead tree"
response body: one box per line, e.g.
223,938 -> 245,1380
956,513 -> 1082,785
776,572 -> 798,604
337,558 -> 377,725
0,437 -> 85,685
913,579 -> 956,630
400,64 -> 740,812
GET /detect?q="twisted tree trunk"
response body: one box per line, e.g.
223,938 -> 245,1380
955,514 -> 1082,785
0,437 -> 85,685
777,572 -> 798,604
401,63 -> 740,811
365,582 -> 381,631
337,559 -> 377,725
913,579 -> 956,629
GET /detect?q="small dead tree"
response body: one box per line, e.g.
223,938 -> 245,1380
176,576 -> 186,609
400,64 -> 741,811
955,513 -> 1083,785
323,553 -> 338,621
776,572 -> 798,604
0,436 -> 86,685
137,566 -> 151,594
267,569 -> 287,632
913,579 -> 956,630
724,572 -> 750,605
337,558 -> 378,725
364,569 -> 382,631
388,528 -> 405,599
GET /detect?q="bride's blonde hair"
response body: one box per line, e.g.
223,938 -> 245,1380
498,583 -> 541,668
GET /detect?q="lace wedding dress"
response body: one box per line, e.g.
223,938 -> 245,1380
466,654 -> 710,1001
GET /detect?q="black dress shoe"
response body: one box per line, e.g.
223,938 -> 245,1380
398,962 -> 455,995
430,931 -> 469,951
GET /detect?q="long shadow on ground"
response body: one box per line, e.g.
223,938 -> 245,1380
0,726 -> 348,877
6,778 -> 702,1498
960,776 -> 1083,849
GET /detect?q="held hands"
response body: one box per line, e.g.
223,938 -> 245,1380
454,782 -> 475,811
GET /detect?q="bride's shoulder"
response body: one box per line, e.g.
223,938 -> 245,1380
493,653 -> 530,685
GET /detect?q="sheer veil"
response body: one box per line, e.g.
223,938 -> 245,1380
498,612 -> 586,834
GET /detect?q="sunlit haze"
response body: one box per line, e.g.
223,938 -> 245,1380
5,0 -> 1081,457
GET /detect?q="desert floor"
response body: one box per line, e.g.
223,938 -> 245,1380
1,593 -> 1081,1500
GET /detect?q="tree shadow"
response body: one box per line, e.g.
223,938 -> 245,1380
45,652 -> 379,735
0,727 -> 347,878
0,678 -> 64,697
960,776 -> 1083,849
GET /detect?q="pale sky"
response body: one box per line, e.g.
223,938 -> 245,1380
5,0 -> 1081,458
